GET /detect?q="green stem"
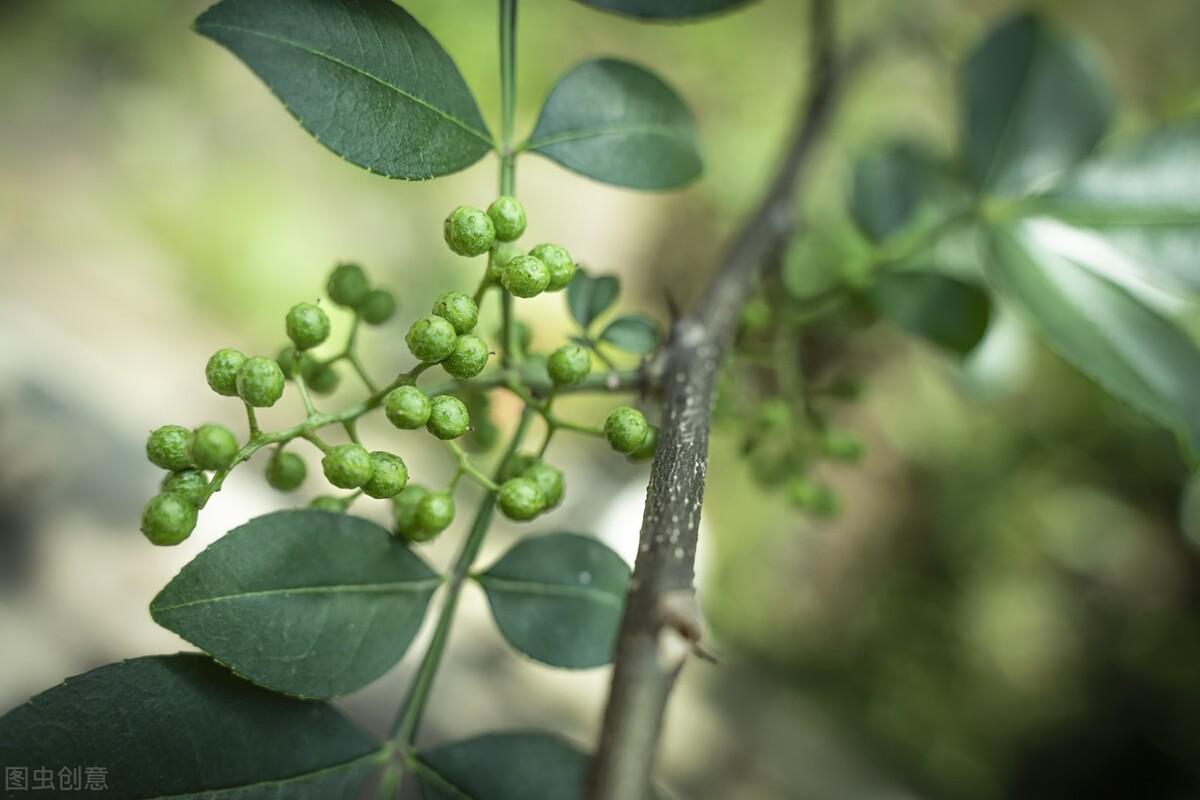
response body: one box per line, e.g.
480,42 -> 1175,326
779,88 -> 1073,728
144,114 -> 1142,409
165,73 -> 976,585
445,441 -> 501,491
498,0 -> 517,366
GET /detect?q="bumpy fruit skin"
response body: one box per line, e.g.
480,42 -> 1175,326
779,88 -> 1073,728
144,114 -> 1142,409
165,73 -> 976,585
432,291 -> 479,334
498,477 -> 546,521
146,425 -> 194,471
627,425 -> 658,462
426,395 -> 470,440
487,196 -> 527,242
501,254 -> 550,298
322,443 -> 373,489
237,356 -> 286,408
310,495 -> 345,512
141,493 -> 198,546
406,315 -> 458,363
529,244 -> 575,292
385,386 -> 432,429
205,348 -> 247,397
488,242 -> 521,281
160,470 -> 208,506
286,302 -> 331,350
265,452 -> 306,492
392,485 -> 431,540
604,407 -> 650,454
328,263 -> 370,308
359,289 -> 396,325
547,344 -> 591,387
416,491 -> 455,533
443,206 -> 495,257
190,424 -> 238,470
443,335 -> 489,379
523,462 -> 564,509
306,363 -> 340,395
363,451 -> 408,499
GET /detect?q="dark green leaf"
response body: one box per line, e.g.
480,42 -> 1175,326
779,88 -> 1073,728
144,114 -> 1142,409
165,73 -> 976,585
573,0 -> 753,21
475,533 -> 630,669
599,314 -> 660,354
151,510 -> 440,698
567,269 -> 621,330
0,654 -> 384,799
870,272 -> 992,356
851,144 -> 963,243
963,12 -> 1111,195
985,222 -> 1200,454
195,0 -> 492,179
527,59 -> 702,190
1032,120 -> 1200,295
414,732 -> 590,799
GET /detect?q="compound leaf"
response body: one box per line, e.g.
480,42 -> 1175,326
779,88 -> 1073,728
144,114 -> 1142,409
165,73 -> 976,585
151,510 -> 440,698
567,269 -> 621,330
414,732 -> 590,800
0,654 -> 385,799
599,314 -> 660,354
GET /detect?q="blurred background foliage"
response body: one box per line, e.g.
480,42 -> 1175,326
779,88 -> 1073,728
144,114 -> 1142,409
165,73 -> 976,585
1,1 -> 1199,798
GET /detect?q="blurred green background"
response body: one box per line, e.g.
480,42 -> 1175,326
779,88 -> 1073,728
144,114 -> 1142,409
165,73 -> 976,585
1,1 -> 1198,798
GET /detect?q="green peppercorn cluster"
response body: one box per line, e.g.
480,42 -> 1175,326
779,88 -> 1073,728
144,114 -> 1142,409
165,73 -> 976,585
141,204 -> 665,551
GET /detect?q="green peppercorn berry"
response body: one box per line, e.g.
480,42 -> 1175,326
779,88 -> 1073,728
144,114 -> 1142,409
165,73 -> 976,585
205,348 -> 247,397
416,492 -> 455,534
627,425 -> 659,462
384,385 -> 431,429
523,462 -> 564,509
529,244 -> 575,292
307,363 -> 340,395
604,406 -> 650,455
501,254 -> 550,298
237,356 -> 286,408
488,242 -> 521,280
362,451 -> 408,499
327,263 -> 370,308
500,451 -> 541,482
821,429 -> 863,462
426,395 -> 470,440
487,196 -> 527,242
547,344 -> 591,387
443,206 -> 495,257
406,315 -> 458,363
276,346 -> 301,378
146,424 -> 193,471
190,424 -> 238,470
498,477 -> 546,521
265,451 -> 306,492
160,470 -> 208,506
310,495 -> 345,513
358,289 -> 396,325
321,443 -> 372,489
443,335 -> 490,379
140,492 -> 198,546
432,291 -> 479,334
392,484 -> 431,540
787,477 -> 837,517
285,302 -> 331,350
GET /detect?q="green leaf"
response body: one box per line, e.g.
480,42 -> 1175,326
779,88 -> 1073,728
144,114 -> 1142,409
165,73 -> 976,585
567,269 -> 621,330
963,12 -> 1111,195
151,510 -> 440,698
599,314 -> 660,354
870,272 -> 992,356
1032,120 -> 1200,296
194,0 -> 492,180
851,144 -> 962,243
985,222 -> 1200,454
414,732 -> 591,799
573,0 -> 753,21
526,58 -> 702,190
475,533 -> 630,669
0,654 -> 385,799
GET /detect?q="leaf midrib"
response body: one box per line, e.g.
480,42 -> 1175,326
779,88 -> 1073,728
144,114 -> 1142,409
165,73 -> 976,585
196,21 -> 493,146
152,579 -> 442,613
476,575 -> 625,609
527,123 -> 694,151
145,746 -> 387,800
